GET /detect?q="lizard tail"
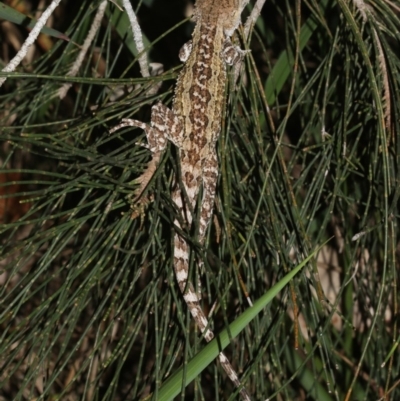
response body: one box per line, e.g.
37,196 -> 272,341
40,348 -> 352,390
174,233 -> 251,401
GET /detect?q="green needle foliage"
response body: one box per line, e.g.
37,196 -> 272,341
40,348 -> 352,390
0,0 -> 399,400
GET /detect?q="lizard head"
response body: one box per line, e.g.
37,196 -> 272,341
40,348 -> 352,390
193,0 -> 244,36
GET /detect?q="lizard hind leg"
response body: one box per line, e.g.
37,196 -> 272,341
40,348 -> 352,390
198,148 -> 218,242
193,147 -> 219,276
173,151 -> 251,399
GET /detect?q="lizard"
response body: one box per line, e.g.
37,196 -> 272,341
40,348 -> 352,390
110,0 -> 250,398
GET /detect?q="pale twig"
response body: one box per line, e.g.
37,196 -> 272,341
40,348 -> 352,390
0,0 -> 62,87
373,29 -> 391,131
243,0 -> 267,40
234,0 -> 267,83
121,0 -> 150,78
114,2 -> 163,96
240,0 -> 251,14
351,1 -> 392,132
353,0 -> 369,22
58,0 -> 108,99
384,0 -> 400,13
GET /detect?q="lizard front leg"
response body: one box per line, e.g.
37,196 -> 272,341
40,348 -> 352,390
110,103 -> 182,201
221,37 -> 249,66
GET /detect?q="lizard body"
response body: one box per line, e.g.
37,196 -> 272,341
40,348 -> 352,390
111,1 -> 250,398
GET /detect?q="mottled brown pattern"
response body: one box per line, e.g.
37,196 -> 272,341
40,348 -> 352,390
111,1 -> 249,399
170,4 -> 250,399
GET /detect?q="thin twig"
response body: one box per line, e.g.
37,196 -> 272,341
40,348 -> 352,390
121,0 -> 150,78
353,0 -> 368,21
240,0 -> 251,14
233,0 -> 267,83
58,0 -> 108,99
373,29 -> 391,131
0,0 -> 62,87
243,0 -> 267,40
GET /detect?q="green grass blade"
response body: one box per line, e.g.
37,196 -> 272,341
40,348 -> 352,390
156,243 -> 326,401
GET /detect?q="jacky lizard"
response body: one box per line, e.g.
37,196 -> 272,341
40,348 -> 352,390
111,0 -> 250,398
